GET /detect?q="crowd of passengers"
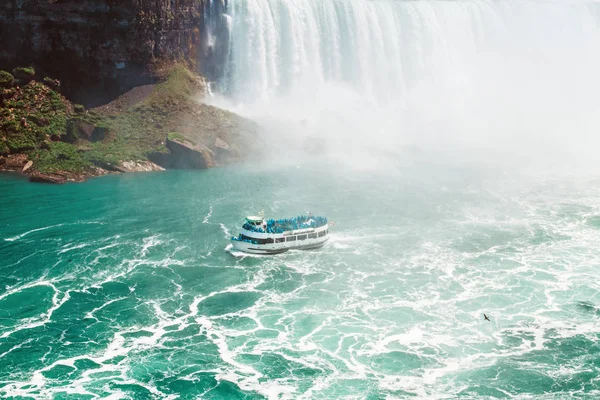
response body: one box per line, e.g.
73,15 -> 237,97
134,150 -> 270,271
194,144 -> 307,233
242,215 -> 328,234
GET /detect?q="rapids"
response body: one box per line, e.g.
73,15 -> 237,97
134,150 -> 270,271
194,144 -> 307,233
1,166 -> 600,398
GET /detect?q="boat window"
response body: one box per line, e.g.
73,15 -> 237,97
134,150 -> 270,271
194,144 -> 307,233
318,230 -> 325,237
275,238 -> 285,243
297,234 -> 307,240
287,236 -> 297,242
308,233 -> 317,239
266,238 -> 274,244
240,234 -> 271,245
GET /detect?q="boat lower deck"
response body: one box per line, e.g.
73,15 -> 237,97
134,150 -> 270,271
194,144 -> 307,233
233,238 -> 329,254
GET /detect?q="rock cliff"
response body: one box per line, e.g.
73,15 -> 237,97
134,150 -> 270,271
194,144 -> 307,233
0,0 -> 229,107
0,0 -> 248,183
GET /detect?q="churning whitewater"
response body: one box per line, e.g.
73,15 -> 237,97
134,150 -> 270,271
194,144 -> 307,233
2,0 -> 600,398
2,167 -> 600,398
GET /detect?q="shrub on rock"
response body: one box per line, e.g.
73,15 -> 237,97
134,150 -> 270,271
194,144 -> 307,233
43,77 -> 61,90
12,67 -> 36,84
3,121 -> 38,152
65,118 -> 94,143
0,70 -> 14,88
13,67 -> 35,78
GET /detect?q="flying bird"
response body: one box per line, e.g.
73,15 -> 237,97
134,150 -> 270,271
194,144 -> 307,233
484,314 -> 490,322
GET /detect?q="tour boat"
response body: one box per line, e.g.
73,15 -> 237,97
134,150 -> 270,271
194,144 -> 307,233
231,212 -> 332,254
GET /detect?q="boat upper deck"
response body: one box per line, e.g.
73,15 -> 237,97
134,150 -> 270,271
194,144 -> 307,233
243,215 -> 328,234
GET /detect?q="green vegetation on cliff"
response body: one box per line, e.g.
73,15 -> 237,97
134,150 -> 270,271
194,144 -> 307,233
0,79 -> 70,154
0,71 -> 110,173
93,66 -> 206,157
30,142 -> 90,173
0,66 -> 202,173
0,64 -> 253,179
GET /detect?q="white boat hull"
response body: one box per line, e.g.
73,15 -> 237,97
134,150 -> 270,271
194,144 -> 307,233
231,234 -> 330,255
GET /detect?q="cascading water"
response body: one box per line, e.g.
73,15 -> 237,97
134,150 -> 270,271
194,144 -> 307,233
215,0 -> 600,169
201,0 -> 232,83
221,0 -> 600,101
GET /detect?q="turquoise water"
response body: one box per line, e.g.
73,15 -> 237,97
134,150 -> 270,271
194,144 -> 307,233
1,164 -> 600,399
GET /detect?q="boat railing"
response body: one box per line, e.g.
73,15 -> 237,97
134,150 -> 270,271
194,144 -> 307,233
242,215 -> 328,234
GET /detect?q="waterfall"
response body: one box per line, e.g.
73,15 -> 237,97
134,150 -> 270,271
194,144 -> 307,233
221,0 -> 599,100
201,0 -> 231,82
214,0 -> 600,168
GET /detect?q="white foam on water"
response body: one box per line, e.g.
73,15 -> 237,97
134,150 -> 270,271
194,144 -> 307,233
84,297 -> 128,321
102,394 -> 129,400
0,278 -> 73,340
1,229 -> 200,397
3,224 -> 66,242
3,251 -> 40,268
58,242 -> 91,254
3,297 -> 189,397
3,221 -> 104,242
140,235 -> 162,257
203,206 -> 213,224
332,242 -> 350,250
220,223 -> 232,238
0,338 -> 33,360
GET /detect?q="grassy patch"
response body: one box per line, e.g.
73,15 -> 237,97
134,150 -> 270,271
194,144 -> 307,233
83,137 -> 143,167
167,132 -> 186,142
29,142 -> 90,173
93,66 -> 206,159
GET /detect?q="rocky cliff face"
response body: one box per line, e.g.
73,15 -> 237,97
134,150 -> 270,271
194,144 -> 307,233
0,0 -> 229,107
